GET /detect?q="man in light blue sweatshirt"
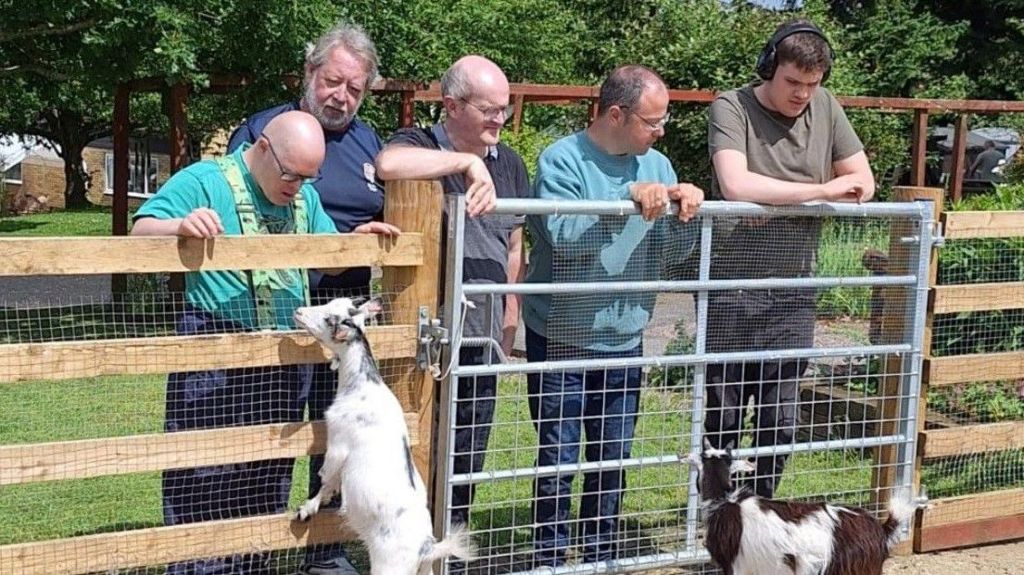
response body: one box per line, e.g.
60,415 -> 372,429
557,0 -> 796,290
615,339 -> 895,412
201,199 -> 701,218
522,65 -> 704,568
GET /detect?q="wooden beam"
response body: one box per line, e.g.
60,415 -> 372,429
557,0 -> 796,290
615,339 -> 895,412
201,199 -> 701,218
933,281 -> 1024,313
0,413 -> 421,486
921,421 -> 1024,459
942,211 -> 1024,239
167,83 -> 189,172
380,180 -> 443,493
0,234 -> 423,276
512,93 -> 525,133
920,488 -> 1024,529
873,187 -> 942,515
0,325 -> 416,384
924,351 -> 1024,387
0,511 -> 355,575
910,110 -> 929,186
916,513 -> 1024,553
948,114 -> 969,203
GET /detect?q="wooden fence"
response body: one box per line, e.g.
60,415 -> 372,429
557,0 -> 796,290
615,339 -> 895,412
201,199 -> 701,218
0,180 -> 442,574
913,202 -> 1024,552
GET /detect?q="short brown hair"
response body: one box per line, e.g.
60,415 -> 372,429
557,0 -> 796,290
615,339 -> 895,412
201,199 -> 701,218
774,20 -> 833,74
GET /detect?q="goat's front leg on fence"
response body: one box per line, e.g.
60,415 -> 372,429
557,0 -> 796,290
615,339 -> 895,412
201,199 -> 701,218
296,444 -> 348,521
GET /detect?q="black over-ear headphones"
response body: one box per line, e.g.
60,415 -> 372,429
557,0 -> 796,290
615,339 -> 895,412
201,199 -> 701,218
755,22 -> 835,82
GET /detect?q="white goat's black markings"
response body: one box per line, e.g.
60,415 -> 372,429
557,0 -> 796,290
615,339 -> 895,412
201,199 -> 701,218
403,435 -> 416,489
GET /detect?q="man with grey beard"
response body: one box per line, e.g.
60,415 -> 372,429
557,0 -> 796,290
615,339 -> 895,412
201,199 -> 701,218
227,22 -> 397,575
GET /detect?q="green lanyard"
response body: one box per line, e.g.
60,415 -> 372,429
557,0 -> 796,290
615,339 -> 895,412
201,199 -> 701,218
215,154 -> 310,330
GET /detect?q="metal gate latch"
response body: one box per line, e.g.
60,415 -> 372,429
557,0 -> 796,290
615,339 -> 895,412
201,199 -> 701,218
417,305 -> 449,371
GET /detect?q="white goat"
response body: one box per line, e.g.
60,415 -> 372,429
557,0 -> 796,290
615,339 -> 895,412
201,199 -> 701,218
686,439 -> 918,575
293,297 -> 475,575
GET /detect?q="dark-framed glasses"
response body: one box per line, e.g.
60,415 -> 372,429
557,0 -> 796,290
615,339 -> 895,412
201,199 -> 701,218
263,135 -> 322,185
461,98 -> 515,123
620,106 -> 671,131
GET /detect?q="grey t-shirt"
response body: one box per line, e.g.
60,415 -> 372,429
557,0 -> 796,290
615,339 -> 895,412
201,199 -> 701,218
707,85 -> 863,279
384,125 -> 529,345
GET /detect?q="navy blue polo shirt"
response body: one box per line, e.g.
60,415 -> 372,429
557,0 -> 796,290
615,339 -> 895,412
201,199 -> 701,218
227,102 -> 384,290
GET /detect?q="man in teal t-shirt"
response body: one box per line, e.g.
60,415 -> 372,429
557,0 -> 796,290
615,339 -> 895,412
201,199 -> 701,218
133,111 -> 338,575
522,65 -> 703,568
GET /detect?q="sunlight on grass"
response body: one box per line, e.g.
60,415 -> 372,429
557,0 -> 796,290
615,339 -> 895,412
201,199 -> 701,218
0,207 -> 113,237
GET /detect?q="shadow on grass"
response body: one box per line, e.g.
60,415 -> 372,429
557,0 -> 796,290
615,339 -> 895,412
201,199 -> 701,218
0,219 -> 44,233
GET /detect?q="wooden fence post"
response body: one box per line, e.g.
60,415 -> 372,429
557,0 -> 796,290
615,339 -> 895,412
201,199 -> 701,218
379,180 -> 444,486
872,186 -> 944,555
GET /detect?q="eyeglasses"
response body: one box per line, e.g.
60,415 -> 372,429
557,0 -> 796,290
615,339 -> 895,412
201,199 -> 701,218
263,135 -> 322,185
461,98 -> 515,123
619,106 -> 671,131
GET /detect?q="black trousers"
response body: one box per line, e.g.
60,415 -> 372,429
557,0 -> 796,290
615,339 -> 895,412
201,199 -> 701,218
703,289 -> 814,498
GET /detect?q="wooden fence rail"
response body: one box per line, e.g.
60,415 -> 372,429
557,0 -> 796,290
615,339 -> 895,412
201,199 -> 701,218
914,209 -> 1024,552
0,180 -> 443,574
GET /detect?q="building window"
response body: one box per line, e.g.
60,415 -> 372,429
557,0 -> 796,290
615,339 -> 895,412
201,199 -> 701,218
3,162 -> 22,184
105,153 -> 161,198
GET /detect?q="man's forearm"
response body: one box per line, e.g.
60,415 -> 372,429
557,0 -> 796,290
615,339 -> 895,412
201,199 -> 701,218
130,217 -> 181,236
375,146 -> 476,181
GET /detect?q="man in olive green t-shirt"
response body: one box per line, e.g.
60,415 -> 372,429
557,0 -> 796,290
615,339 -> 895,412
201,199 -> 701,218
704,19 -> 875,498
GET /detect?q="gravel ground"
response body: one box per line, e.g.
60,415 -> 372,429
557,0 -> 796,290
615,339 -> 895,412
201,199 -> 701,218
883,540 -> 1024,574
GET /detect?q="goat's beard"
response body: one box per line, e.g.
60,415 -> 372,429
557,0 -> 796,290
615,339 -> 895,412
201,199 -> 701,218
302,81 -> 358,132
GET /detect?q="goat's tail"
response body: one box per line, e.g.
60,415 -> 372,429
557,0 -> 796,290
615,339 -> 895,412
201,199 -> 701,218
882,489 -> 922,551
417,523 -> 476,574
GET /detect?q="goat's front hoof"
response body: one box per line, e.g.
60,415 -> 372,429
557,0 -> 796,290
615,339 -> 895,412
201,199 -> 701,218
296,500 -> 319,522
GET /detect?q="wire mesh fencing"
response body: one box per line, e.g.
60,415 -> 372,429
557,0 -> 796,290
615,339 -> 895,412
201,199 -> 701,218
0,266 -> 420,573
917,204 -> 1024,537
436,197 -> 933,574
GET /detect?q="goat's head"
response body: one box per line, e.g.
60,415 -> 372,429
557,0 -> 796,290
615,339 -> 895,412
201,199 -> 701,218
684,438 -> 756,500
294,297 -> 382,352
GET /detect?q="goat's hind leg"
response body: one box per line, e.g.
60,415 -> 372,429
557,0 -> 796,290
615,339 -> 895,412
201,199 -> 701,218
295,445 -> 347,521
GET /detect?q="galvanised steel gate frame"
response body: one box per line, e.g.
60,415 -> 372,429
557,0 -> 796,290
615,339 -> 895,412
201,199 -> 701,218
433,196 -> 936,574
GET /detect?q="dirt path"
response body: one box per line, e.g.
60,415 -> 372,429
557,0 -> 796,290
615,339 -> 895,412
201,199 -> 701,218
883,541 -> 1024,574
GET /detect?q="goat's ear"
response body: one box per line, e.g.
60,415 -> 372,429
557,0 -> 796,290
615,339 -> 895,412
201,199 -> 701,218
724,439 -> 735,452
703,437 -> 713,452
729,459 -> 756,475
358,298 -> 383,320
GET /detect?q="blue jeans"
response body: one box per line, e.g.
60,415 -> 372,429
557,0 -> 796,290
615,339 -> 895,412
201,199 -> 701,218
526,328 -> 643,567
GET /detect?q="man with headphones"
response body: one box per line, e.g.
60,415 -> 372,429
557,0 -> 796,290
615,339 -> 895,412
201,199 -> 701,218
704,19 -> 875,498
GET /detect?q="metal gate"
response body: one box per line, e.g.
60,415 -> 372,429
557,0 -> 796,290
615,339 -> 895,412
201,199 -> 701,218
432,195 -> 936,574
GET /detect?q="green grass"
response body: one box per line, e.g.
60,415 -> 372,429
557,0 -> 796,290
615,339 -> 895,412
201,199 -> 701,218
816,220 -> 890,319
0,373 -> 312,546
0,372 -> 884,555
0,206 -> 113,237
465,377 -> 875,555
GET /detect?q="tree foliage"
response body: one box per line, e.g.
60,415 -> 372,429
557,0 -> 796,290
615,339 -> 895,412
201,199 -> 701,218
2,0 -> 1023,208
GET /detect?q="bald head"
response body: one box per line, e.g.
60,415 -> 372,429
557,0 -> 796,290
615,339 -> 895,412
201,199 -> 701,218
245,110 -> 326,206
263,110 -> 326,173
441,55 -> 509,100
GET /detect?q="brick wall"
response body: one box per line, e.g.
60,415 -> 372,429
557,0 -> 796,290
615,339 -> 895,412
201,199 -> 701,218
15,156 -> 66,210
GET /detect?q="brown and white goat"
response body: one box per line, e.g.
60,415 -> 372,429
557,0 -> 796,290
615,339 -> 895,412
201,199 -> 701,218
686,439 -> 917,575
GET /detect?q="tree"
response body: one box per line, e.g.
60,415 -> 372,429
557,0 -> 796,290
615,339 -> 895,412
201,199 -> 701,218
0,1 -> 150,208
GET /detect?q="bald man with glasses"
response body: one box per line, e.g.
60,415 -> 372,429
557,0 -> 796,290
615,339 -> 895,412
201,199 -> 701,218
133,111 -> 344,575
375,56 -> 528,556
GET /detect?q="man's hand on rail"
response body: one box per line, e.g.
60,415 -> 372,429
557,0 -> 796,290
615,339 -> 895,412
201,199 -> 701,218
630,182 -> 672,221
464,156 -> 498,217
353,221 -> 402,236
668,183 -> 705,222
178,208 -> 224,239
